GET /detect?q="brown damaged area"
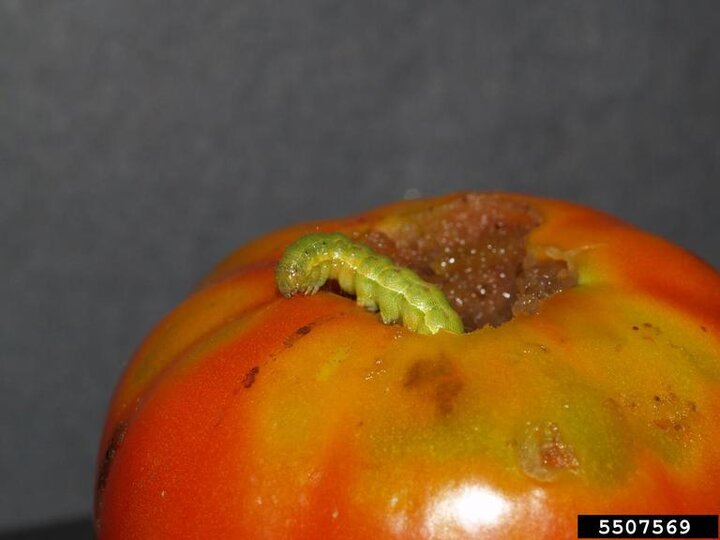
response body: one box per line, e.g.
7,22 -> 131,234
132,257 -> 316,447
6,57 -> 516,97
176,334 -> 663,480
649,390 -> 698,440
612,389 -> 699,442
280,314 -> 341,350
95,420 -> 129,520
404,357 -> 464,416
355,194 -> 577,331
242,366 -> 260,389
517,421 -> 579,482
283,323 -> 315,348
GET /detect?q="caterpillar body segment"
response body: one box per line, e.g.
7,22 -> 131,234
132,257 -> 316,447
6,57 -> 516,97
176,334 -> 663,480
275,233 -> 464,335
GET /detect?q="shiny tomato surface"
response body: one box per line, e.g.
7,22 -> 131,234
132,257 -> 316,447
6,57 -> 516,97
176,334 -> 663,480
96,193 -> 720,539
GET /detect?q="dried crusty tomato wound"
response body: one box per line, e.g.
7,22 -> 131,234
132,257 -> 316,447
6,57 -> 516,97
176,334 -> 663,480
354,194 -> 577,332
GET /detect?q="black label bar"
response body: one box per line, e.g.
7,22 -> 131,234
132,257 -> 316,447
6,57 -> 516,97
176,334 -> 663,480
577,515 -> 718,538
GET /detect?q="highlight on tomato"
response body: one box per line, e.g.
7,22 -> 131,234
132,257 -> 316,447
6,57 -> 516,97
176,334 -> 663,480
95,193 -> 720,539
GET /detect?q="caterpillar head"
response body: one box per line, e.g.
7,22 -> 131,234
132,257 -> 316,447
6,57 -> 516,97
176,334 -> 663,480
276,233 -> 335,297
275,259 -> 306,297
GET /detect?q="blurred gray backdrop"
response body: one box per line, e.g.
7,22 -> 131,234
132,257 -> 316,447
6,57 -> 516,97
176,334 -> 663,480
1,0 -> 719,531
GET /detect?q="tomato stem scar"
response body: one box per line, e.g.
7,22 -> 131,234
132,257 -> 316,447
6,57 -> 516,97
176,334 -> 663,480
275,232 -> 464,335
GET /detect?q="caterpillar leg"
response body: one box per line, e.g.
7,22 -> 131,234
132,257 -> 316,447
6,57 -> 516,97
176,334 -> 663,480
355,275 -> 378,312
302,263 -> 331,295
377,293 -> 401,325
375,267 -> 405,324
337,266 -> 356,295
401,305 -> 423,334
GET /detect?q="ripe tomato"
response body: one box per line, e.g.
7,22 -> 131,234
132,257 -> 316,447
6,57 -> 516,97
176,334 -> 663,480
95,193 -> 720,539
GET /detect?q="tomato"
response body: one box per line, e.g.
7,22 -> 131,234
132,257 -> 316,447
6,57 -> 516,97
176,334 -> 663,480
95,193 -> 720,539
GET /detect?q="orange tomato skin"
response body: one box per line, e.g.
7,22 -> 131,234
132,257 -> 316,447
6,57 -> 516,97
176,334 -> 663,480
96,193 -> 720,539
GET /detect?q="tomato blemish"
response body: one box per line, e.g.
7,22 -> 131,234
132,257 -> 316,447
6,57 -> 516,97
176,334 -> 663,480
95,420 -> 129,519
403,358 -> 464,416
242,366 -> 260,389
518,421 -> 579,482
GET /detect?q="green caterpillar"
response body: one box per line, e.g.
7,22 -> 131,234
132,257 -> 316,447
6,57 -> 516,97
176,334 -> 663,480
275,232 -> 464,335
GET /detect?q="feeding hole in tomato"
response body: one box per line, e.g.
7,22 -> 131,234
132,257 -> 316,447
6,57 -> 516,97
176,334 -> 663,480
277,194 -> 578,334
357,194 -> 578,331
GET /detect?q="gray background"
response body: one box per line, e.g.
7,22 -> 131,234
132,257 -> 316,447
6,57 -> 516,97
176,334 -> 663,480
2,0 -> 719,531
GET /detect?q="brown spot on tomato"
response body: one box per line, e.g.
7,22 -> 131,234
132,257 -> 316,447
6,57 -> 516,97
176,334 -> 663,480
296,325 -> 312,337
404,358 -> 452,387
404,358 -> 463,416
284,324 -> 314,348
280,314 -> 339,350
95,421 -> 129,518
435,379 -> 463,416
242,366 -> 260,389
